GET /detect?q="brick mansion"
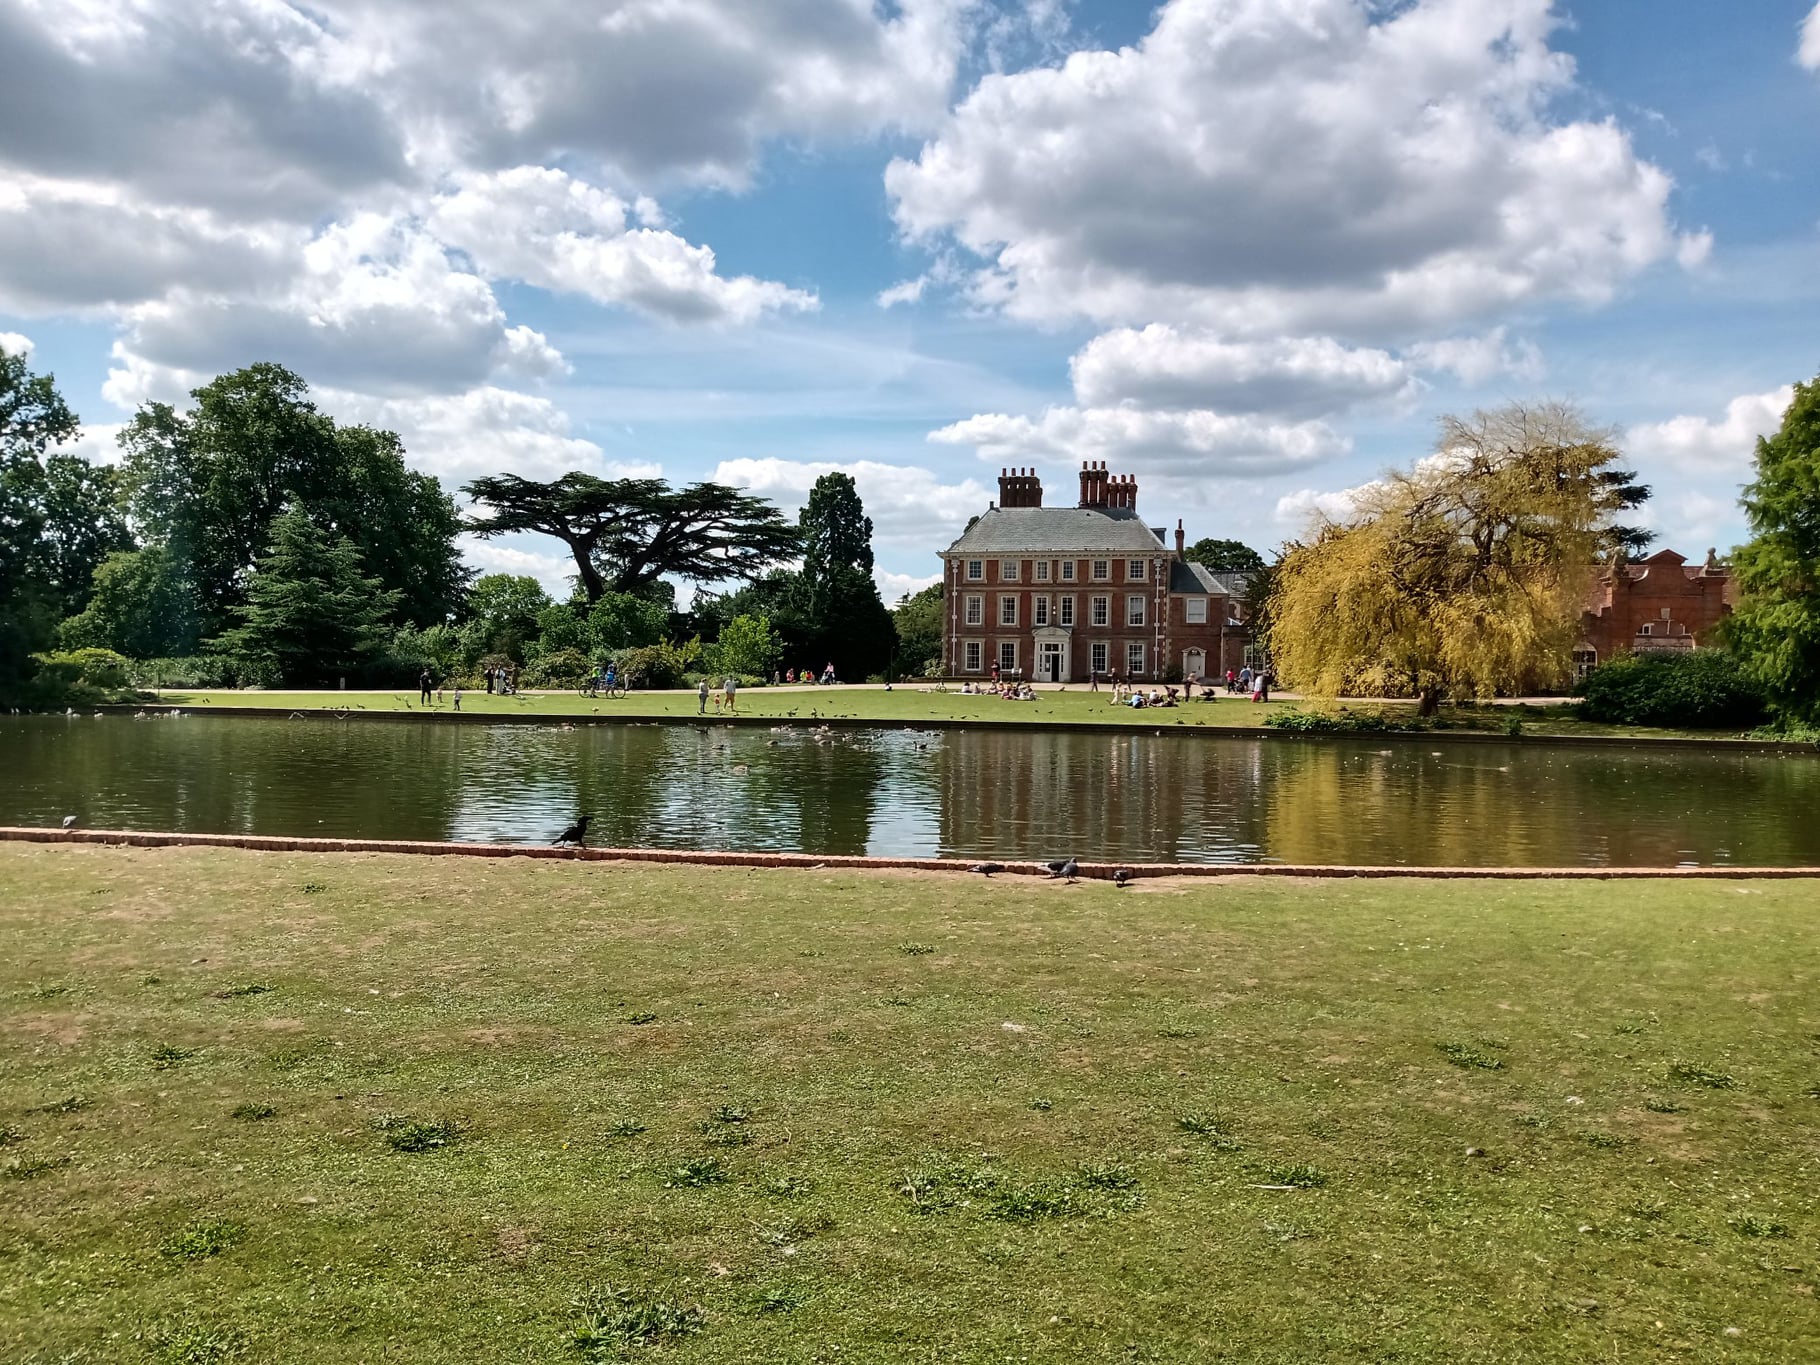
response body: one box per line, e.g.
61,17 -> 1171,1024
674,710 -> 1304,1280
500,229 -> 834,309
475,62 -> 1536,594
938,463 -> 1253,684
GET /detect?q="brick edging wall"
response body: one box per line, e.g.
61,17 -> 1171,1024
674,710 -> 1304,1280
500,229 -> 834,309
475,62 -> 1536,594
86,705 -> 1820,756
7,827 -> 1820,880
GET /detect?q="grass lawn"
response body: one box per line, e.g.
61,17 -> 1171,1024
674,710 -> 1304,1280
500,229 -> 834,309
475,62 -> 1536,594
145,685 -> 1748,742
3,846 -> 1816,1363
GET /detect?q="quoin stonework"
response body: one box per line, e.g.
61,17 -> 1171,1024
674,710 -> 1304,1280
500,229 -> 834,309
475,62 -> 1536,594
1575,548 -> 1735,677
938,463 -> 1253,683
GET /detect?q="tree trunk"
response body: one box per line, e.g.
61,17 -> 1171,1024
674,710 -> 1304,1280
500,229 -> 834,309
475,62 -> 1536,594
566,539 -> 605,603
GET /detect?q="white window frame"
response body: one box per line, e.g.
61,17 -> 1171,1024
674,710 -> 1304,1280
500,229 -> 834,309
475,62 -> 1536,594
1639,623 -> 1653,637
1000,595 -> 1018,626
966,559 -> 983,581
1035,561 -> 1051,582
1128,559 -> 1146,581
998,640 -> 1018,672
964,640 -> 983,672
964,595 -> 983,627
1126,641 -> 1146,676
1185,597 -> 1208,624
1001,559 -> 1020,581
1091,559 -> 1110,581
1059,596 -> 1075,626
1060,561 -> 1076,582
1090,641 -> 1109,676
1127,594 -> 1146,627
1091,595 -> 1110,627
1033,596 -> 1050,626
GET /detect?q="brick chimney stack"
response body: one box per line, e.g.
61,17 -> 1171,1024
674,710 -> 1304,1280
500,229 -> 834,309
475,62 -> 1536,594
1175,519 -> 1185,556
998,467 -> 1043,509
1077,460 -> 1106,508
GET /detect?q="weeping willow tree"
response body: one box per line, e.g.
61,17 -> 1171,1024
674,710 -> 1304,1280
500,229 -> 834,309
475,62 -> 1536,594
1270,402 -> 1650,714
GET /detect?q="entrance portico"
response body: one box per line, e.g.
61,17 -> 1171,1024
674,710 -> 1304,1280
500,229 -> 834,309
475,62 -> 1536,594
1032,626 -> 1072,683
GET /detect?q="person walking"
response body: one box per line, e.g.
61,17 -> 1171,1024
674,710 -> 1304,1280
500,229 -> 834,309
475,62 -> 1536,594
1258,667 -> 1272,703
697,677 -> 710,714
452,685 -> 463,711
724,675 -> 739,713
418,668 -> 433,705
483,666 -> 494,695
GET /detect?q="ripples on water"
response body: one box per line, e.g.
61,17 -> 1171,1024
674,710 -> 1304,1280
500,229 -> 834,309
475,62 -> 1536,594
7,714 -> 1818,867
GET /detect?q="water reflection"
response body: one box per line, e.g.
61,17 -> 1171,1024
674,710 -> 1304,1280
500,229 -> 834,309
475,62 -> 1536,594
7,714 -> 1818,867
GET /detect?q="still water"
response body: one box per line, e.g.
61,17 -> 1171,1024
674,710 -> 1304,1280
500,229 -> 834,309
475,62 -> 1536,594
7,714 -> 1819,867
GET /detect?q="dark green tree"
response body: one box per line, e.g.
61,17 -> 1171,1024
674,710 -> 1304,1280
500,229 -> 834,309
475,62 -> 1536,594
796,472 -> 895,679
212,506 -> 399,684
0,344 -> 83,687
1725,377 -> 1820,722
1184,537 -> 1266,575
119,364 -> 465,636
890,582 -> 944,678
463,472 -> 800,602
459,573 -> 552,664
58,545 -> 202,658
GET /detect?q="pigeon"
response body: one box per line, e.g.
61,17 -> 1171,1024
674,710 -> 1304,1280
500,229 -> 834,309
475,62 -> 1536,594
61,815 -> 78,830
1044,858 -> 1079,882
971,862 -> 1004,877
1112,868 -> 1132,888
552,814 -> 592,847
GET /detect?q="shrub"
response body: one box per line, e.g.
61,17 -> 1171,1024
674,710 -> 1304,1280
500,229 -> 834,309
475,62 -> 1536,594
614,638 -> 702,690
521,647 -> 591,688
131,656 -> 245,689
34,647 -> 134,689
1265,708 -> 1401,734
1576,651 -> 1768,729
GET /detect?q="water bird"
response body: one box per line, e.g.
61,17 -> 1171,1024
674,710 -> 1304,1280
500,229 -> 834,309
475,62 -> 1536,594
1044,858 -> 1079,882
971,862 -> 1004,877
552,815 -> 592,847
1112,868 -> 1132,888
62,815 -> 77,830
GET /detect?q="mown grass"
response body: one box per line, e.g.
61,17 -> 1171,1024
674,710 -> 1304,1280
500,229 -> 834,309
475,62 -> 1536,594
1,845 -> 1816,1363
144,686 -> 1746,741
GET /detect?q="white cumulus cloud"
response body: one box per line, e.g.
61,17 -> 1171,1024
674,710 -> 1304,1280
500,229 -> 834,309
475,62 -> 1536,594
0,330 -> 30,356
428,167 -> 816,325
1801,3 -> 1820,70
1626,387 -> 1794,474
930,407 -> 1346,476
886,0 -> 1708,336
711,456 -> 991,552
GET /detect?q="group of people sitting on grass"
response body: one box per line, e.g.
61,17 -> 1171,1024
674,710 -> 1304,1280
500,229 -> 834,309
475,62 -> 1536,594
779,665 -> 838,685
1111,682 -> 1180,708
959,679 -> 1039,700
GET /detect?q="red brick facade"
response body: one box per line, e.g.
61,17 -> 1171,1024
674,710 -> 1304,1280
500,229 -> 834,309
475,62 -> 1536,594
1575,549 -> 1734,676
939,464 -> 1252,684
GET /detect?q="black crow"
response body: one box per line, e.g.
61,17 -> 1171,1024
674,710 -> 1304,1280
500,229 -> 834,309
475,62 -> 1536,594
553,815 -> 592,847
971,862 -> 1004,877
1112,868 -> 1132,888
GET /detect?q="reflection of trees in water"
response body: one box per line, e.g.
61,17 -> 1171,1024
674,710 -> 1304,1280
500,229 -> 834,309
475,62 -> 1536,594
1258,741 -> 1820,867
7,717 -> 1820,866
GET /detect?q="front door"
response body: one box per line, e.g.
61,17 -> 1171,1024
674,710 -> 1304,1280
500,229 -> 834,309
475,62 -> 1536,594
1039,641 -> 1064,682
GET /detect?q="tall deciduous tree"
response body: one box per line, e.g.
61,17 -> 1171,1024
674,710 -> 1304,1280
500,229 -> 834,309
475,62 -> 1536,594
1183,538 -> 1265,574
212,506 -> 399,684
890,583 -> 944,678
1270,402 -> 1649,714
1725,377 -> 1820,722
1,344 -> 88,685
119,364 -> 465,635
58,545 -> 202,659
463,472 -> 799,602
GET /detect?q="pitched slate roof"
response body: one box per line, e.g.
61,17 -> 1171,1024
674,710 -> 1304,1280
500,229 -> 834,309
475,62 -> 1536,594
941,505 -> 1167,555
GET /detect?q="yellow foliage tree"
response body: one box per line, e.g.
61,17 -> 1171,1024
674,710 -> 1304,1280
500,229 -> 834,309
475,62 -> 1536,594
1269,402 -> 1649,714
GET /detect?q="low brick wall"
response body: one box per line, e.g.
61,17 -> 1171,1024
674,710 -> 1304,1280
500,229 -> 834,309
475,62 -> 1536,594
7,827 -> 1819,880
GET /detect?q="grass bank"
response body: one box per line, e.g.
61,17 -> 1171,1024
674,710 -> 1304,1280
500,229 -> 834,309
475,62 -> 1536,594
2,846 -> 1816,1362
144,685 -> 1751,742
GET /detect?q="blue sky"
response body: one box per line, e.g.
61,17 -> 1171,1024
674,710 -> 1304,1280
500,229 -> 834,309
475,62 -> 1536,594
3,0 -> 1817,600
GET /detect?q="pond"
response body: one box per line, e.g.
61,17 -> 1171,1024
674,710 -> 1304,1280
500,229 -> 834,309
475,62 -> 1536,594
7,714 -> 1818,867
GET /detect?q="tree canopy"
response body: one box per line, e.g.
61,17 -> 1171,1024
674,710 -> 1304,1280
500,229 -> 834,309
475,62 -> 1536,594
795,472 -> 895,679
119,364 -> 466,636
1724,377 -> 1820,722
1269,402 -> 1649,712
1184,538 -> 1265,574
463,472 -> 800,603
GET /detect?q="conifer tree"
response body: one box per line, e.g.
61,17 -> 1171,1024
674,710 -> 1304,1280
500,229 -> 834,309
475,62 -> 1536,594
213,506 -> 398,684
